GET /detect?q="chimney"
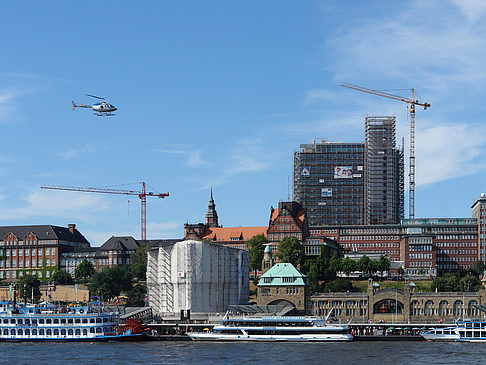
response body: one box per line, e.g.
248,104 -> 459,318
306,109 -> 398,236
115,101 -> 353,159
68,224 -> 76,234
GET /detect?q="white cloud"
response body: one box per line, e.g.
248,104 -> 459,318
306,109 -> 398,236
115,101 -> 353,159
416,123 -> 486,186
154,145 -> 206,166
452,0 -> 486,21
59,145 -> 97,160
0,89 -> 20,122
0,190 -> 109,221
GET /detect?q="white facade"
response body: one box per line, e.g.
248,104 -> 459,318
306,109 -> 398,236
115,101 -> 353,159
147,240 -> 249,315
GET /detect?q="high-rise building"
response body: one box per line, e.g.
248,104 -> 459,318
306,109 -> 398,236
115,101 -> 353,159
293,139 -> 365,226
293,116 -> 404,226
364,116 -> 404,224
472,193 -> 486,262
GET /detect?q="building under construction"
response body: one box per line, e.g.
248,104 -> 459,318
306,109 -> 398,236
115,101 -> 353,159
293,116 -> 404,226
146,240 -> 249,315
364,116 -> 404,224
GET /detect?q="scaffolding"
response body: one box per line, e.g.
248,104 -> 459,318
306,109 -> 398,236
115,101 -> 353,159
364,116 -> 404,225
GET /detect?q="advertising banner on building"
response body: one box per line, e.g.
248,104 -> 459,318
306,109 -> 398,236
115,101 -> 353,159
334,166 -> 353,179
321,188 -> 332,197
300,167 -> 310,177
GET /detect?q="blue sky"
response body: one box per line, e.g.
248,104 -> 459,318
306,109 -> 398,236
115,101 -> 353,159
1,0 -> 486,246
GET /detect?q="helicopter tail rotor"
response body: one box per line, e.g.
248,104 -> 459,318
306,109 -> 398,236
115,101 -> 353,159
72,101 -> 76,110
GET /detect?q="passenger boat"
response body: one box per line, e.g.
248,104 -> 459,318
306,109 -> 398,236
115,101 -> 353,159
0,301 -> 146,342
421,318 -> 486,342
420,326 -> 460,341
186,312 -> 353,342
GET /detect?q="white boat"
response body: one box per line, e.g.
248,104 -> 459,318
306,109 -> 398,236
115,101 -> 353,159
421,326 -> 460,341
421,318 -> 486,342
0,301 -> 146,342
187,312 -> 353,342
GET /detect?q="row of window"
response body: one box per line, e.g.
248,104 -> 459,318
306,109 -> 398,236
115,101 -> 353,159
0,270 -> 54,279
4,248 -> 55,257
1,327 -> 110,336
0,258 -> 56,268
1,317 -> 113,325
0,239 -> 57,246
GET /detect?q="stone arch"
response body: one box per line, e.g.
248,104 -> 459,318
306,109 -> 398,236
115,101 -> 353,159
453,300 -> 463,316
424,300 -> 434,316
438,300 -> 449,316
268,299 -> 296,308
410,300 -> 421,316
468,300 -> 479,317
373,298 -> 403,314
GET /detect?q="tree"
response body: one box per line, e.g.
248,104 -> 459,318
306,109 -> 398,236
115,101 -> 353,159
470,260 -> 486,278
276,236 -> 304,267
88,265 -> 132,302
306,260 -> 321,293
18,274 -> 41,303
323,278 -> 355,293
246,234 -> 267,275
52,270 -> 73,285
341,257 -> 356,277
75,259 -> 95,283
377,255 -> 390,277
329,252 -> 342,278
357,255 -> 372,277
127,283 -> 148,306
130,243 -> 149,281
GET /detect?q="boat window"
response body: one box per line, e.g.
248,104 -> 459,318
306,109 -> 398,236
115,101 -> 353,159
466,331 -> 472,337
474,323 -> 481,329
68,329 -> 73,335
103,317 -> 109,323
75,319 -> 80,324
18,319 -> 23,324
46,319 -> 52,324
9,319 -> 15,324
2,319 -> 8,324
18,329 -> 23,335
39,329 -> 45,335
68,319 -> 73,324
61,329 -> 66,336
32,329 -> 37,335
466,323 -> 472,328
96,327 -> 102,333
39,319 -> 44,324
25,319 -> 30,324
53,329 -> 59,335
32,319 -> 37,325
53,319 -> 59,324
90,318 -> 95,324
82,319 -> 88,324
3,329 -> 8,336
89,328 -> 95,333
75,329 -> 81,335
10,329 -> 15,336
60,319 -> 66,324
96,318 -> 102,323
83,329 -> 87,335
25,329 -> 30,335
474,331 -> 481,338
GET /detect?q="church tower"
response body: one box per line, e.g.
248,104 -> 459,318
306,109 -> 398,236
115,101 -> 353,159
205,187 -> 219,228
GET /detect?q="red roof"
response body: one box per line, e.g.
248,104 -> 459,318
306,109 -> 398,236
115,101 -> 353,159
203,226 -> 267,242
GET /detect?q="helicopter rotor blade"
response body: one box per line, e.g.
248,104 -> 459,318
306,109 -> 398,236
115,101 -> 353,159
86,94 -> 105,100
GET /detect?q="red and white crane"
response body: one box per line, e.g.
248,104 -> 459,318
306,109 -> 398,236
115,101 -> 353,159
41,182 -> 169,240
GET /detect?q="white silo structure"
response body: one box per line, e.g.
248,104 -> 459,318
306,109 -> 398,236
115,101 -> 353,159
147,239 -> 249,315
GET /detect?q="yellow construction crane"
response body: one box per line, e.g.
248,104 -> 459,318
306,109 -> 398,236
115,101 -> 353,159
341,82 -> 430,219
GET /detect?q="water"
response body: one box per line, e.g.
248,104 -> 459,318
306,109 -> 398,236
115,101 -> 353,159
3,341 -> 486,364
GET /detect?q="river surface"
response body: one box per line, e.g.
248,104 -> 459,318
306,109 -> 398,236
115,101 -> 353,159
3,341 -> 486,364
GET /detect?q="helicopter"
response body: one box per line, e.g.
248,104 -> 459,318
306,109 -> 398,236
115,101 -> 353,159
72,94 -> 117,116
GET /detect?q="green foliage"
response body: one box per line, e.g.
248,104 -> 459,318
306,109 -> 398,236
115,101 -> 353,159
430,273 -> 480,292
357,255 -> 372,275
328,252 -> 341,278
52,270 -> 73,285
130,243 -> 149,281
306,260 -> 321,293
341,257 -> 356,277
246,234 -> 267,273
276,236 -> 304,267
75,259 -> 95,283
378,255 -> 390,275
323,278 -> 356,293
18,274 -> 41,303
126,283 -> 147,306
88,265 -> 132,302
470,261 -> 486,278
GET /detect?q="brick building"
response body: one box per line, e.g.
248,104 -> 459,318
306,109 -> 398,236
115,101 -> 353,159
0,224 -> 90,281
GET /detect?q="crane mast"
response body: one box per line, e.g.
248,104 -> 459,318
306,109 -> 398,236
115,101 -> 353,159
41,182 -> 169,240
341,83 -> 430,219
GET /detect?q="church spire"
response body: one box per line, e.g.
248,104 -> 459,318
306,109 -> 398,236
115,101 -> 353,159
205,186 -> 219,227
